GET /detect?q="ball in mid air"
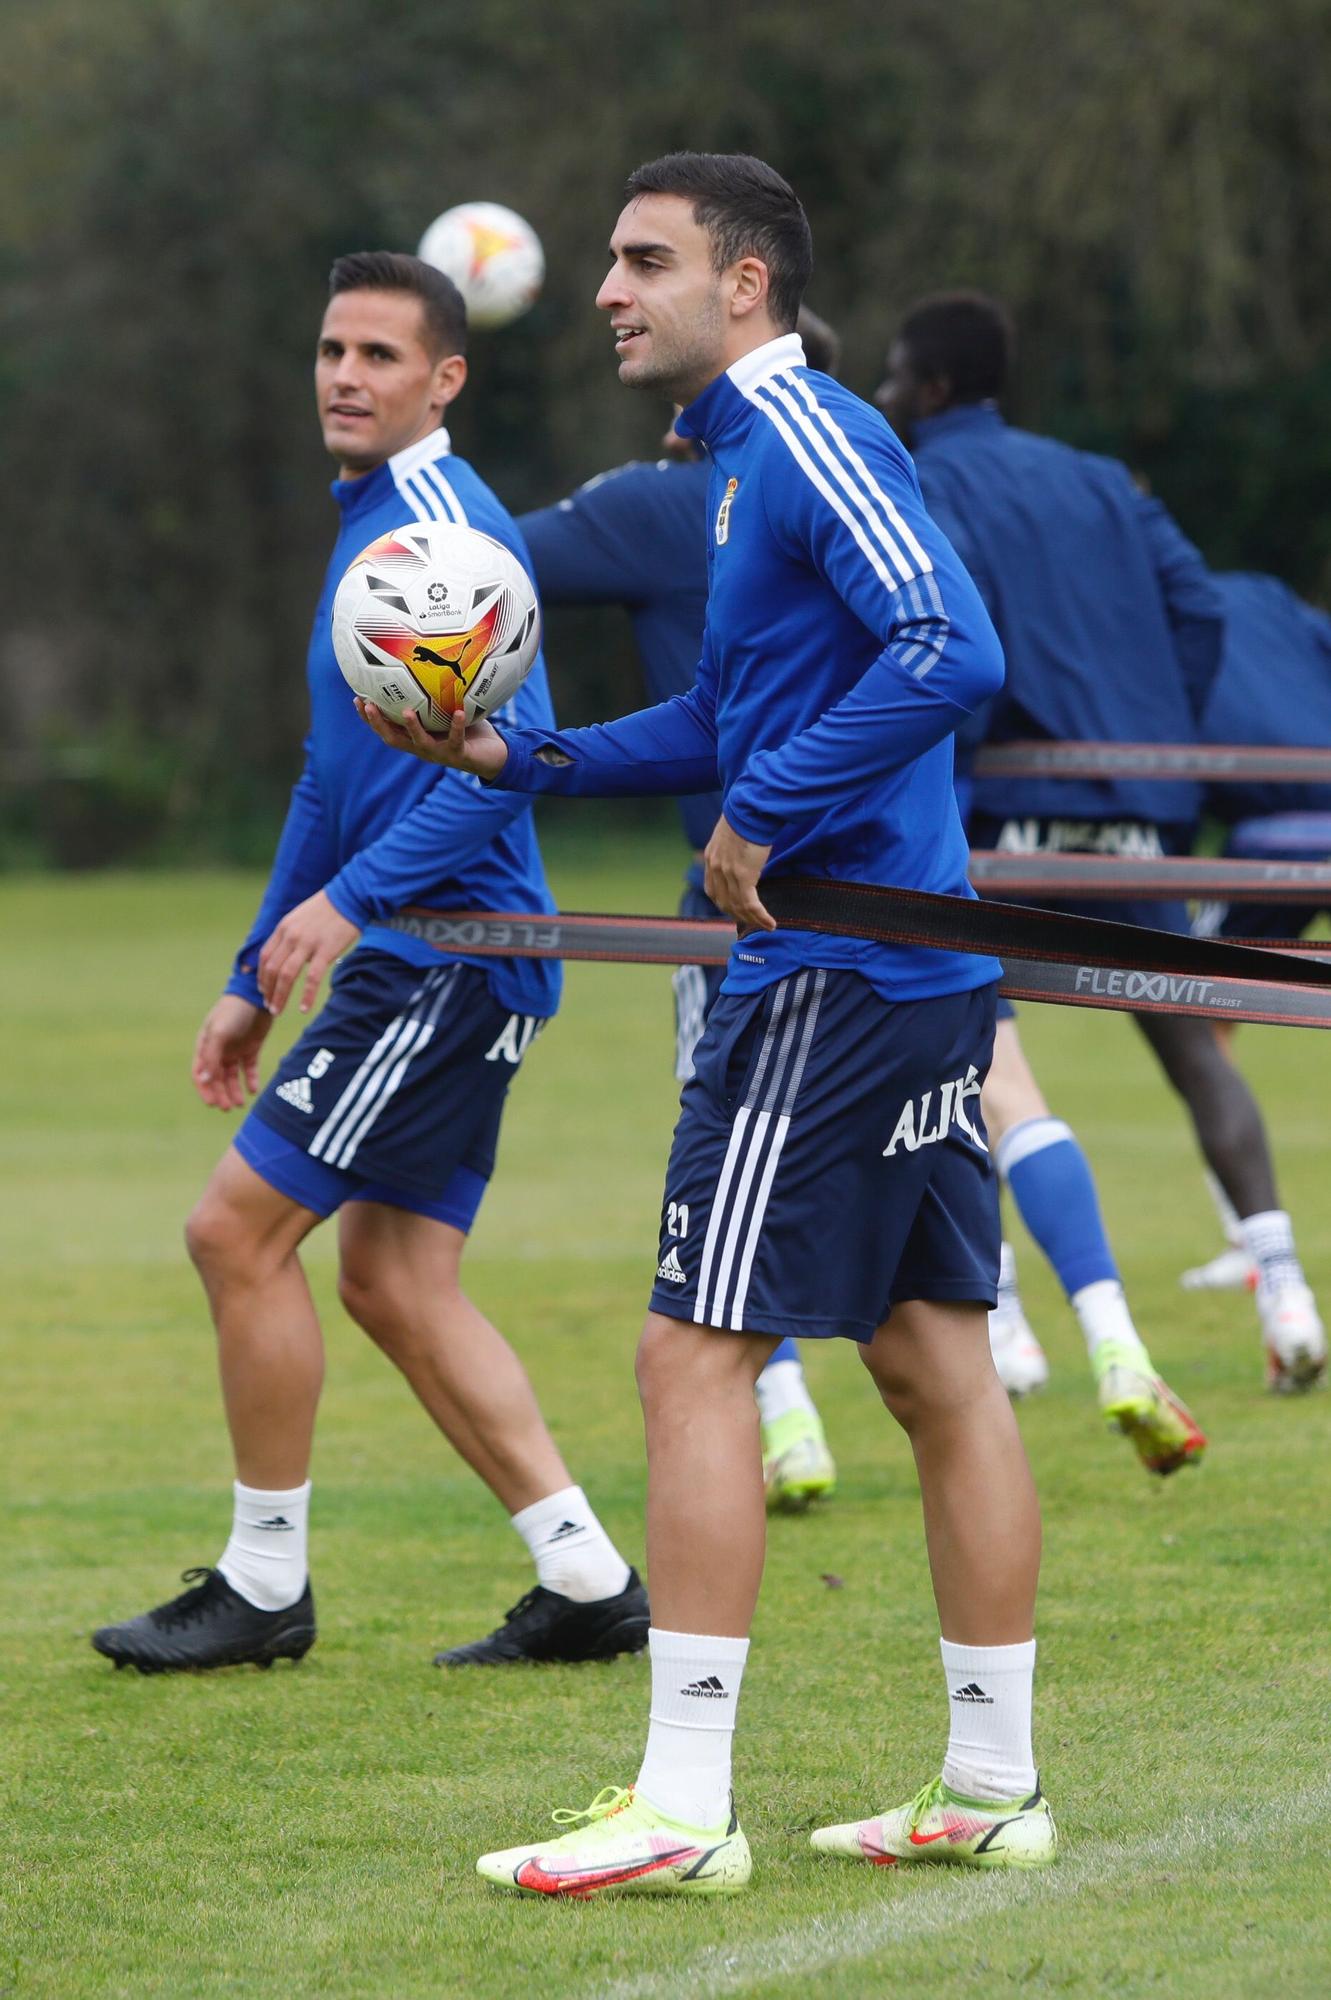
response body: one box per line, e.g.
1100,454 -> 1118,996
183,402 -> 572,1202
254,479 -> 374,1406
332,521 -> 540,728
417,201 -> 544,329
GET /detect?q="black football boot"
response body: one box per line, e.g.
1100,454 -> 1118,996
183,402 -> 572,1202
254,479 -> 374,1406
92,1568 -> 316,1673
434,1567 -> 649,1667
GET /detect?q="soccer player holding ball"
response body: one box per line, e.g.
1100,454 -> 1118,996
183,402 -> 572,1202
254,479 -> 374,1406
91,253 -> 646,1675
516,303 -> 845,1516
363,155 -> 1056,1890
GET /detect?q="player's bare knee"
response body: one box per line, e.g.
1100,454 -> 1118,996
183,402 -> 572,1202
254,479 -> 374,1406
184,1189 -> 255,1278
860,1349 -> 921,1431
337,1259 -> 406,1347
634,1316 -> 677,1409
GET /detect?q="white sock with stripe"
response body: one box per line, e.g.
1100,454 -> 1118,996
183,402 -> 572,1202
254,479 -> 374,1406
1239,1209 -> 1305,1299
940,1637 -> 1038,1803
217,1480 -> 310,1611
510,1486 -> 630,1604
635,1628 -> 749,1828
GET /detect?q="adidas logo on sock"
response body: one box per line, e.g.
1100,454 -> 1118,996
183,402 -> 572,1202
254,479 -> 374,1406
275,1077 -> 314,1114
656,1246 -> 687,1284
951,1681 -> 994,1703
255,1514 -> 295,1532
680,1675 -> 729,1699
545,1520 -> 584,1544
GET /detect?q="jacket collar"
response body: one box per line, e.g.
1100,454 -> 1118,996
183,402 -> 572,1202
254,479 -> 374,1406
911,402 -> 1004,450
333,425 -> 453,515
724,332 -> 806,394
677,334 -> 807,448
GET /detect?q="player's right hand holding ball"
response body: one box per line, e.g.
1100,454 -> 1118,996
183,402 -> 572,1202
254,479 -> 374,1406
355,698 -> 509,781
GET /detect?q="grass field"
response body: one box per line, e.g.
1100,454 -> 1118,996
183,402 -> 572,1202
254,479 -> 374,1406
4,836 -> 1331,1999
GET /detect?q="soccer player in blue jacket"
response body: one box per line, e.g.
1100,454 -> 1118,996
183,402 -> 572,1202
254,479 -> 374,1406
516,310 -> 843,1514
879,293 -> 1324,1396
1184,571 -> 1331,1292
91,253 -> 646,1674
366,154 -> 1057,1889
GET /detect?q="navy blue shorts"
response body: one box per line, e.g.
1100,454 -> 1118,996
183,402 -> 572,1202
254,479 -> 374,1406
237,949 -> 544,1225
1207,813 -> 1331,943
672,879 -> 729,1082
969,815 -> 1193,936
650,970 -> 1000,1343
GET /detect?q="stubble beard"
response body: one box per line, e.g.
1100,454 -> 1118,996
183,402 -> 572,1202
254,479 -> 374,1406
622,287 -> 726,407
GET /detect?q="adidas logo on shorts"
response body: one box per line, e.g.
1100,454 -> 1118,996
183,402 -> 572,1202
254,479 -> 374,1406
656,1246 -> 687,1284
276,1076 -> 314,1114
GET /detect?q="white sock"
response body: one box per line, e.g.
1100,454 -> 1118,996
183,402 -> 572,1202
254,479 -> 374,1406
510,1486 -> 631,1604
940,1637 -> 1038,1803
217,1480 -> 310,1611
754,1358 -> 817,1426
989,1241 -> 1028,1336
1203,1169 -> 1245,1249
635,1627 -> 749,1827
1070,1277 -> 1147,1361
1239,1209 -> 1305,1299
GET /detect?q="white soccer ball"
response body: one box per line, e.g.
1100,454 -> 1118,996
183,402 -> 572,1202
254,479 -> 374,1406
417,202 -> 544,330
331,520 -> 540,728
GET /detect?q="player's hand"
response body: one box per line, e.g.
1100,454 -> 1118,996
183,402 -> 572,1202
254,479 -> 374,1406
704,815 -> 776,933
192,994 -> 273,1111
355,697 -> 509,781
257,890 -> 360,1018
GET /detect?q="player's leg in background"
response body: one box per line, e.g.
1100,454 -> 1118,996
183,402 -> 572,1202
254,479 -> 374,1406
674,912 -> 836,1511
337,1198 -> 647,1665
1133,1010 -> 1326,1391
753,1335 -> 837,1511
188,1146 -> 326,1503
90,1143 -> 325,1671
1182,885 -> 1309,1293
984,1020 -> 1206,1472
811,1299 -> 1055,1869
977,1014 -> 1049,1394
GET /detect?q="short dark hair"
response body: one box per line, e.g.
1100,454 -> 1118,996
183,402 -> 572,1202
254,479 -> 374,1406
328,250 -> 468,358
796,304 -> 841,378
623,151 -> 812,330
897,291 -> 1013,403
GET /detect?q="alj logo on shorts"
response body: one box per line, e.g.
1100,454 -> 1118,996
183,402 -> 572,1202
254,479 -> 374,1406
883,1064 -> 987,1158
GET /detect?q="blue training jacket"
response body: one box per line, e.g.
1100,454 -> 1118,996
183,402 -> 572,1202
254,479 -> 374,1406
228,428 -> 561,1019
490,334 -> 1005,1004
911,404 -> 1223,827
1203,572 -> 1331,821
519,459 -> 723,853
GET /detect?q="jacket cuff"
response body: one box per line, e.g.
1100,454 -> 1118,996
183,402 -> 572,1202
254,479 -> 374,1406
324,873 -> 372,928
721,786 -> 785,846
226,964 -> 265,1009
491,729 -> 534,790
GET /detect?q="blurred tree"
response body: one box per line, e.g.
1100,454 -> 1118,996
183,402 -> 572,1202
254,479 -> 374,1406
2,0 -> 1329,862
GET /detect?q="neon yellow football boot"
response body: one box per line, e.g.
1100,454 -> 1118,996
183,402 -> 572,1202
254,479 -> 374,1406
477,1785 -> 752,1898
761,1408 -> 837,1513
1093,1337 -> 1207,1476
812,1773 -> 1056,1869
